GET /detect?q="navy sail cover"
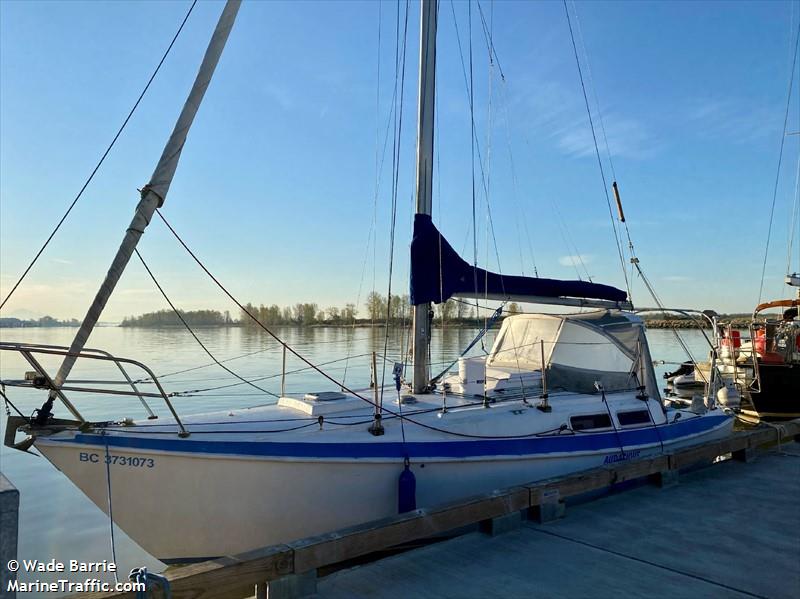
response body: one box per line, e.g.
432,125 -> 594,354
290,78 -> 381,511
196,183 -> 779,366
410,214 -> 628,305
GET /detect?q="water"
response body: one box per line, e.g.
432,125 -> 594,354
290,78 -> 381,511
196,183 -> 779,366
0,325 -> 711,593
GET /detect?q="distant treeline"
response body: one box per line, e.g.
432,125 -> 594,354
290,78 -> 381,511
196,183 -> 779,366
0,316 -> 80,328
119,293 -> 526,328
237,293 -> 522,327
639,313 -> 752,329
121,309 -> 234,327
3,308 -> 757,331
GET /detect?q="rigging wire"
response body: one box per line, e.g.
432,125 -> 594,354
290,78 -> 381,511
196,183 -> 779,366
171,353 -> 375,396
435,44 -> 447,378
449,0 -> 506,287
475,1 -> 505,81
155,210 -> 637,442
102,435 -> 120,585
196,335 -> 644,397
569,0 -> 637,291
103,421 -> 322,435
144,331 -> 380,385
468,0 -> 481,313
154,208 -> 390,401
483,0 -> 497,343
512,109 -> 591,282
561,2 -> 703,371
137,345 -> 284,382
134,248 -> 279,399
446,0 -> 508,336
0,0 -> 198,311
787,157 -> 800,277
570,1 -> 617,183
380,0 -> 410,404
476,0 -> 540,278
562,0 -> 631,299
472,4 -> 583,282
342,1 -> 394,386
498,89 -> 537,277
758,18 -> 800,304
634,264 -> 703,375
1,386 -> 25,418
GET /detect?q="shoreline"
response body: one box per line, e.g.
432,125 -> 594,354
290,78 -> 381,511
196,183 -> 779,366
1,319 -> 749,330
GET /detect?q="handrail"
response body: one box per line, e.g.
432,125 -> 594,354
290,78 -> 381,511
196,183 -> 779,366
753,298 -> 799,318
2,342 -> 156,418
633,307 -> 715,349
0,342 -> 188,436
749,323 -> 762,394
0,381 -> 168,399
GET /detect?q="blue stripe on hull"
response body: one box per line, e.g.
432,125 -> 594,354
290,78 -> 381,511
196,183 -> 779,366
46,414 -> 730,459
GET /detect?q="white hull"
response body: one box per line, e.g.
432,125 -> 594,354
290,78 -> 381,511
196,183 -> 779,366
12,310 -> 734,562
35,407 -> 732,562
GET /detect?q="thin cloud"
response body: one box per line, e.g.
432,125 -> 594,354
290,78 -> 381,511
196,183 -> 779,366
558,254 -> 593,267
555,114 -> 656,160
505,75 -> 656,161
52,258 -> 73,265
261,82 -> 294,111
684,97 -> 780,144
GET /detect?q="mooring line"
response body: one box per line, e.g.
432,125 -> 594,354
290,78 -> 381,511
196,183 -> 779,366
103,435 -> 120,584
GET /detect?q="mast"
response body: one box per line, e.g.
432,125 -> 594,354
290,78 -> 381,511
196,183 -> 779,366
412,0 -> 438,394
36,0 -> 241,423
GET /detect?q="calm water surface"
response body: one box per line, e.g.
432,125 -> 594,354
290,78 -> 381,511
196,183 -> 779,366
0,325 -> 711,593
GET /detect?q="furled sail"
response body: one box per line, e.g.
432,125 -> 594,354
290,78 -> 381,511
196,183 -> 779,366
35,0 -> 241,424
410,214 -> 629,308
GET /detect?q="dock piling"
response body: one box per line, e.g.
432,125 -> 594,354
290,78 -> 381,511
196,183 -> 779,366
264,571 -> 317,599
529,489 -> 565,523
652,469 -> 680,488
0,474 -> 19,599
732,446 -> 757,462
480,510 -> 522,536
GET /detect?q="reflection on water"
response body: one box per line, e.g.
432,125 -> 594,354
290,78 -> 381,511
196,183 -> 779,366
0,325 -> 711,594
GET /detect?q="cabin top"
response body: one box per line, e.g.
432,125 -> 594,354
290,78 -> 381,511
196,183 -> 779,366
487,310 -> 652,394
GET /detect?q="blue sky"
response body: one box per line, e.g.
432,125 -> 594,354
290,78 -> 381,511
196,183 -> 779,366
1,0 -> 798,321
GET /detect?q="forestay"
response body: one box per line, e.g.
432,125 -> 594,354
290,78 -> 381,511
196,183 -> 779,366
35,0 -> 242,425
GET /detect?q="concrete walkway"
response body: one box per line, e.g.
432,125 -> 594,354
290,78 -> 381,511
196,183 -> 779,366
315,443 -> 800,599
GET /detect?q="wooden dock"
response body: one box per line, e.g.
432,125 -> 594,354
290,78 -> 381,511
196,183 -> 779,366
317,440 -> 800,599
78,419 -> 800,599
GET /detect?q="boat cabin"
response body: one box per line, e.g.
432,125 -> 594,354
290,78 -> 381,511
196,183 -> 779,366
445,310 -> 659,399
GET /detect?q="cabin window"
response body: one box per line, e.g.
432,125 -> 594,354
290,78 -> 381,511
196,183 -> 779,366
570,413 -> 612,431
617,410 -> 651,426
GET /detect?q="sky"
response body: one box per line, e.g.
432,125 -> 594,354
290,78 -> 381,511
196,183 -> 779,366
1,0 -> 799,322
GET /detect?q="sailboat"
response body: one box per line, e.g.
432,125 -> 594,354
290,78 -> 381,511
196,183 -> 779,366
673,19 -> 800,421
741,287 -> 800,419
3,0 -> 733,563
691,281 -> 800,420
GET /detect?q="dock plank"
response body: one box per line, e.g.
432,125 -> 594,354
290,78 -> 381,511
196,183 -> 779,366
316,442 -> 800,599
291,487 -> 529,573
